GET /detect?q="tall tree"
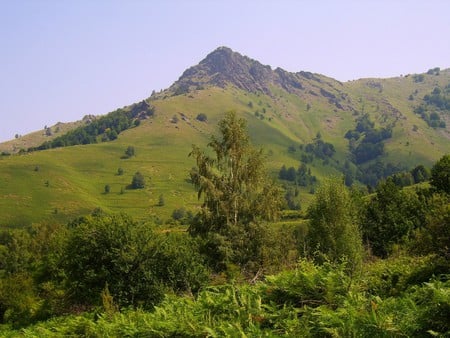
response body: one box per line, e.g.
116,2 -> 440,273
306,178 -> 363,273
363,178 -> 424,257
430,154 -> 450,194
189,111 -> 283,271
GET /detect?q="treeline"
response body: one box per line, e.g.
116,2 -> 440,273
28,101 -> 154,151
279,163 -> 316,187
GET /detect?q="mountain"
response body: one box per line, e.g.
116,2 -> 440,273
172,46 -> 315,95
0,47 -> 449,227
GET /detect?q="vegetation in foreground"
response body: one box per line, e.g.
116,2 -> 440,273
0,113 -> 449,336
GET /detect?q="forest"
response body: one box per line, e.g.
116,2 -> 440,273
0,112 -> 449,337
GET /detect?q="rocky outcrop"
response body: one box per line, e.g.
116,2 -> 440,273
170,47 -> 312,96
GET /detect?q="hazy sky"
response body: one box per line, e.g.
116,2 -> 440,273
1,0 -> 449,142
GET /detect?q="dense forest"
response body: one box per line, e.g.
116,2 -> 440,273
1,113 -> 449,336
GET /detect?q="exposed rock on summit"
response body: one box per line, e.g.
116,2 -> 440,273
170,47 -> 318,96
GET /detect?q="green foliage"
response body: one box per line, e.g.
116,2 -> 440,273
345,114 -> 392,170
0,229 -> 34,275
413,74 -> 425,82
130,171 -> 145,189
304,138 -> 336,160
357,161 -> 406,187
361,255 -> 445,298
363,178 -> 425,257
279,163 -> 316,187
124,145 -> 135,158
411,164 -> 430,183
411,193 -> 450,258
30,101 -> 154,151
63,212 -> 209,310
306,178 -> 363,271
189,111 -> 283,271
284,186 -> 301,210
430,154 -> 450,194
63,213 -> 164,308
0,223 -> 68,327
171,207 -> 186,221
414,85 -> 449,128
157,194 -> 165,206
2,255 -> 450,337
389,171 -> 414,187
261,259 -> 350,308
151,233 -> 210,294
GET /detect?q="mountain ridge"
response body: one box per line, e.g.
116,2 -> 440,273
2,46 -> 448,151
0,47 -> 449,225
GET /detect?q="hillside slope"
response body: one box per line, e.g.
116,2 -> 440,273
0,47 -> 448,226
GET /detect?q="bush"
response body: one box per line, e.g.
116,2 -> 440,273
62,213 -> 209,309
157,194 -> 165,206
172,207 -> 186,221
124,146 -> 135,158
196,113 -> 207,122
63,213 -> 164,308
130,172 -> 145,189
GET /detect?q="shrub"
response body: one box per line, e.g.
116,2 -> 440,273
196,113 -> 207,122
172,207 -> 186,221
124,146 -> 135,158
130,172 -> 145,189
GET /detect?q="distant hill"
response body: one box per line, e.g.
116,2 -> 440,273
0,47 -> 448,226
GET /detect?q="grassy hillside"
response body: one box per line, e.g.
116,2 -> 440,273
0,120 -> 87,155
0,56 -> 448,227
0,87 -> 320,226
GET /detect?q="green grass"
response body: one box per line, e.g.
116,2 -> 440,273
0,70 -> 448,227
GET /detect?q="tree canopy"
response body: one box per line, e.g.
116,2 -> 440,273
430,154 -> 450,194
189,111 -> 283,270
306,178 -> 363,272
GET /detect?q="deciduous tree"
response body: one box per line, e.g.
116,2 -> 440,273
306,178 -> 363,272
189,111 -> 283,271
430,154 -> 450,194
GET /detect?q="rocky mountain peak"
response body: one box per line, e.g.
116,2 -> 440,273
171,47 -> 275,94
170,47 -> 329,98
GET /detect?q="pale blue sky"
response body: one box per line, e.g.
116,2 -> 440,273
1,0 -> 449,142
